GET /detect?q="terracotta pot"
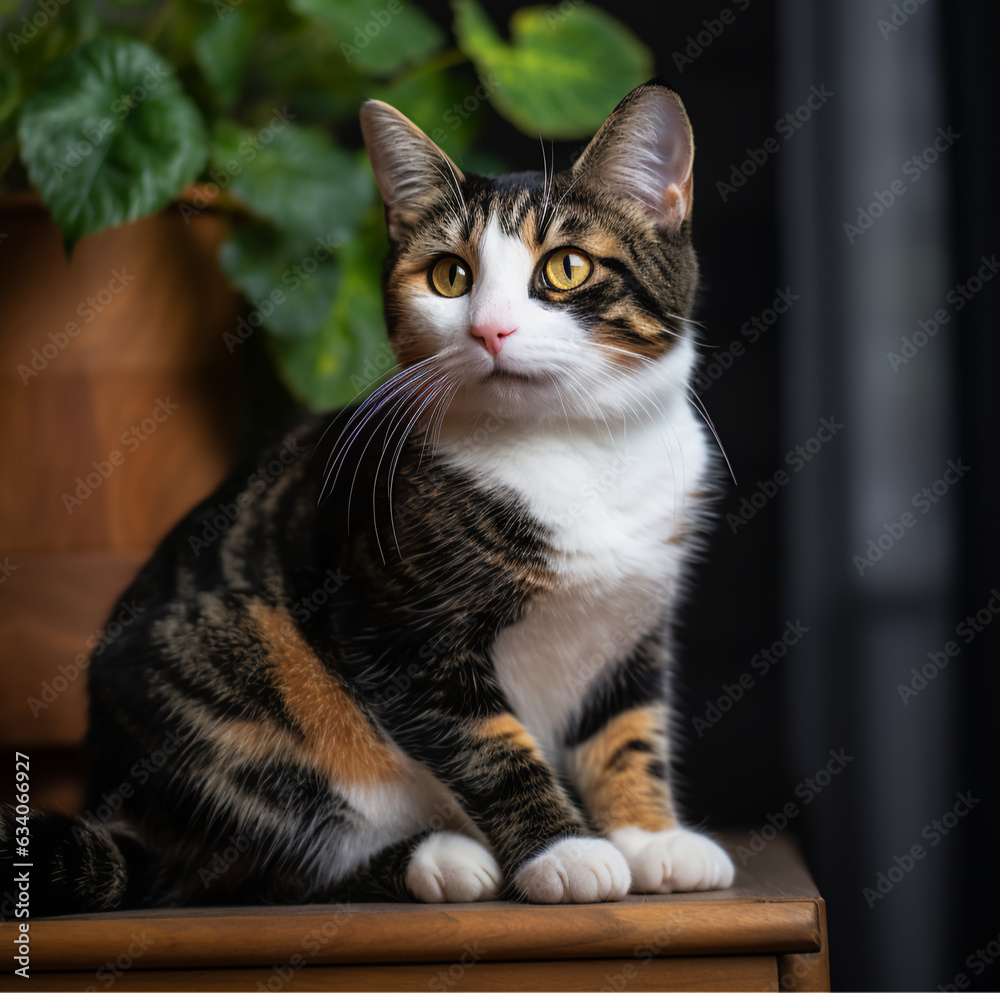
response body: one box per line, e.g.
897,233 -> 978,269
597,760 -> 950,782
0,193 -> 243,756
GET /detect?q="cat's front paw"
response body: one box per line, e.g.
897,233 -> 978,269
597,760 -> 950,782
514,836 -> 630,903
406,831 -> 502,903
609,826 -> 735,893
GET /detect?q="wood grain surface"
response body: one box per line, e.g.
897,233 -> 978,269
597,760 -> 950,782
0,834 -> 827,992
0,955 -> 780,992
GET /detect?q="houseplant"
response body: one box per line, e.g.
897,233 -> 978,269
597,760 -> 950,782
1,0 -> 654,409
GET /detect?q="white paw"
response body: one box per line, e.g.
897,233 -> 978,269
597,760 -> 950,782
405,831 -> 502,903
610,826 -> 735,893
514,836 -> 631,903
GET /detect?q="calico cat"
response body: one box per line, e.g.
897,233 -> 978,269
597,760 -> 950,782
0,80 -> 735,916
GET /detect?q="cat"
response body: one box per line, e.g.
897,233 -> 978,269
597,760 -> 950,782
0,79 -> 735,917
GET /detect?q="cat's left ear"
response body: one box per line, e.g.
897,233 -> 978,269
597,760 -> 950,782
571,81 -> 694,231
360,100 -> 467,244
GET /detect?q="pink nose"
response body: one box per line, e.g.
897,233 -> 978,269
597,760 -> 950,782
470,322 -> 517,357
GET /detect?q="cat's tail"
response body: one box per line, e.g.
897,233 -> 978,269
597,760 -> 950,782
0,804 -> 153,920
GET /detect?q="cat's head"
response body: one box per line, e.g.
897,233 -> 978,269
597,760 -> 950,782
359,81 -> 698,425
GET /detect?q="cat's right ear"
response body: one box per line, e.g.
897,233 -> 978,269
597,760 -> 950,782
360,100 -> 466,244
570,82 -> 695,232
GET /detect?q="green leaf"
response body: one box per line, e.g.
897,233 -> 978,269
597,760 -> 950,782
18,37 -> 207,247
270,214 -> 392,411
219,222 -> 341,340
452,0 -> 653,138
192,6 -> 252,110
290,0 -> 445,77
211,121 -> 373,245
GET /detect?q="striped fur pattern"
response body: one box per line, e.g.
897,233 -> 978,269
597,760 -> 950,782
0,81 -> 734,917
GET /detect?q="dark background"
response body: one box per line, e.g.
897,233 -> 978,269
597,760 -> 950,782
410,1 -> 997,990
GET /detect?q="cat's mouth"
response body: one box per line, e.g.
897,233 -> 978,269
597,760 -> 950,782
480,367 -> 545,386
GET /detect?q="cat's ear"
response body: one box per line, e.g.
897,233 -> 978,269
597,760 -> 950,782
571,82 -> 694,231
360,100 -> 466,243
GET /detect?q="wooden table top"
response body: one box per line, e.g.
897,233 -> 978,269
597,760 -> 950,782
1,832 -> 824,973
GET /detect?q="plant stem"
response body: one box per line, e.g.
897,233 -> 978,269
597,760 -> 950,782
392,47 -> 469,86
144,0 -> 180,46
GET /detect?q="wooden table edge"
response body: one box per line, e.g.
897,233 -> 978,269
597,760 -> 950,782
4,895 -> 824,972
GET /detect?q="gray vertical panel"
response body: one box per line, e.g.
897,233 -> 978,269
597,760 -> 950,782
778,1 -> 956,987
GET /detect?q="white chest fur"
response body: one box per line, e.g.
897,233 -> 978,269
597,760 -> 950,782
439,397 -> 710,758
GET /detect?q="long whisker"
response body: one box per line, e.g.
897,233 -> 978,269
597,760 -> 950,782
431,159 -> 466,214
373,381 -> 446,562
321,362 -> 441,502
587,340 -> 735,484
384,376 -> 460,559
344,374 -> 437,525
419,374 -> 460,467
560,367 -> 616,445
321,358 -> 434,481
664,311 -> 708,332
686,386 -> 736,484
538,135 -> 555,233
541,371 -> 574,437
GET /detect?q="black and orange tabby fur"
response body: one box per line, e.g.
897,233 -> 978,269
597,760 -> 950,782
0,80 -> 735,916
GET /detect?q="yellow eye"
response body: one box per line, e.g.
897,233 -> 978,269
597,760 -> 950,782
543,248 -> 593,291
430,256 -> 472,297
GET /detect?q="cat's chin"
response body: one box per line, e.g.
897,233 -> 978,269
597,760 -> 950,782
445,383 -> 579,428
